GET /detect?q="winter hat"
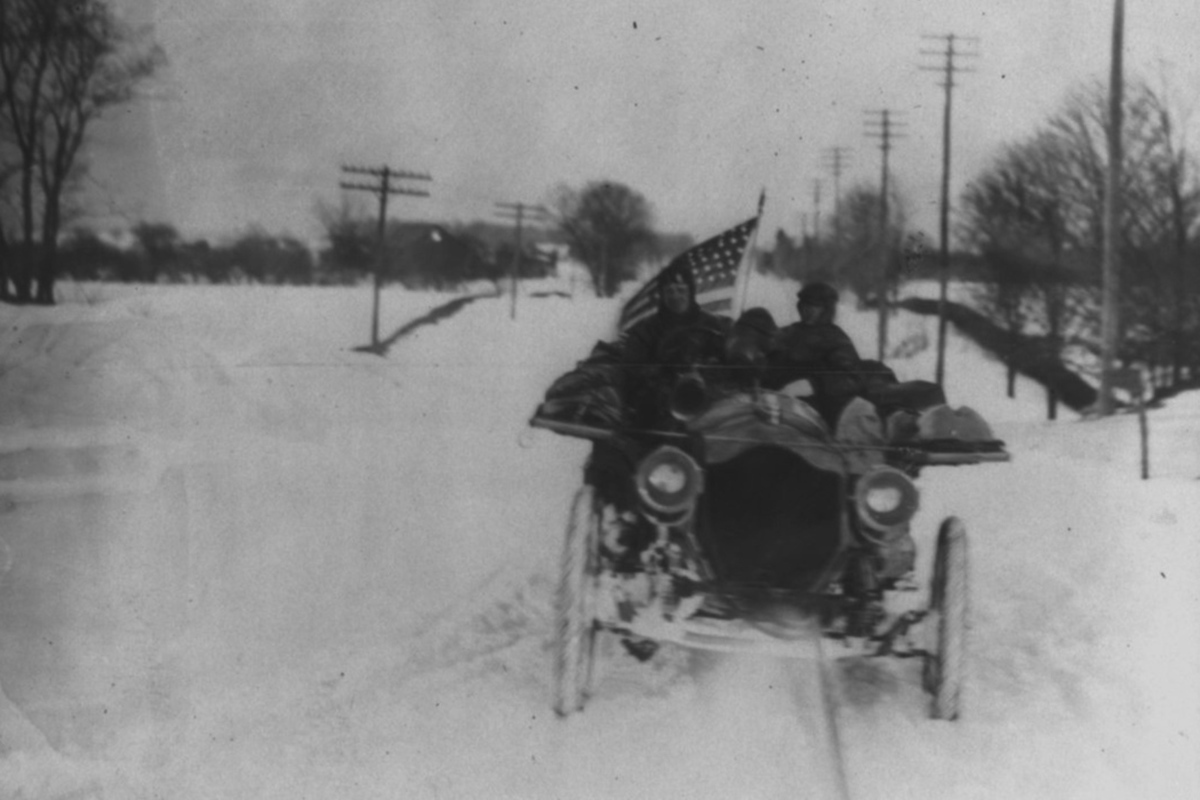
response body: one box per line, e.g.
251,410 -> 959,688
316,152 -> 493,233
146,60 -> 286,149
796,282 -> 839,309
726,306 -> 777,368
733,307 -> 777,338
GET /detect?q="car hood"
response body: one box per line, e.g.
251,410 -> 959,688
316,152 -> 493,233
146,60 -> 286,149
687,390 -> 853,474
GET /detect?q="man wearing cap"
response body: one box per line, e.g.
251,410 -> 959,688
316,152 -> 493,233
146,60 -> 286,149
618,263 -> 730,425
620,264 -> 728,366
765,281 -> 865,424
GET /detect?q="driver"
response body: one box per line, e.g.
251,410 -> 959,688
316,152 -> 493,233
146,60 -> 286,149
764,281 -> 864,424
618,262 -> 730,425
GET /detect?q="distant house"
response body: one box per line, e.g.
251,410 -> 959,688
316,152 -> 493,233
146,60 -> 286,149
387,223 -> 489,290
94,227 -> 140,252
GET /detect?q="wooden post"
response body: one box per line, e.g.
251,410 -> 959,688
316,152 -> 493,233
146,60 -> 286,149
495,201 -> 549,320
921,34 -> 979,387
1138,398 -> 1149,480
1098,0 -> 1125,415
1110,367 -> 1147,479
341,165 -> 431,348
864,108 -> 904,362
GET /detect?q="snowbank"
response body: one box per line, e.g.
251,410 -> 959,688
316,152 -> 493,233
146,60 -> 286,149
0,278 -> 1194,798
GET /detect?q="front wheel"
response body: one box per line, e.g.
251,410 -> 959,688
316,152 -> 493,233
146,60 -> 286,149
925,517 -> 968,720
552,485 -> 600,716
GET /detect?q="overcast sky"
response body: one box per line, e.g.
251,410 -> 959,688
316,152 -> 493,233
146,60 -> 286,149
88,0 -> 1200,247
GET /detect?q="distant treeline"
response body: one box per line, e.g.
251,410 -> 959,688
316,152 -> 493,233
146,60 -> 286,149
49,203 -> 700,293
52,221 -> 559,289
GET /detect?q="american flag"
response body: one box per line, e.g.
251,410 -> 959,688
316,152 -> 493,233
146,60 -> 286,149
617,216 -> 759,332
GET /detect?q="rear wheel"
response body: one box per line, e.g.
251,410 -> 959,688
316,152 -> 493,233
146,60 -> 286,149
925,517 -> 968,720
552,485 -> 600,716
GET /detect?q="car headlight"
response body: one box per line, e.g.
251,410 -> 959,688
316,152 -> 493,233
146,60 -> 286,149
648,462 -> 687,494
636,446 -> 703,516
865,485 -> 904,513
854,466 -> 919,530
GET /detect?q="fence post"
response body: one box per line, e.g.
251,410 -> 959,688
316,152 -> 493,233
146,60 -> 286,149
1109,368 -> 1148,480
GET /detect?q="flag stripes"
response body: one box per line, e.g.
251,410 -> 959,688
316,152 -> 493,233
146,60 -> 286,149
618,216 -> 758,332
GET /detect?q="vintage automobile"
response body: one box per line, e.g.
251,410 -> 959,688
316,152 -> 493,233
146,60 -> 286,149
530,319 -> 1009,722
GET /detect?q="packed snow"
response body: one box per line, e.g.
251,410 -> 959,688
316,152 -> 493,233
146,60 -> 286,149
0,275 -> 1196,799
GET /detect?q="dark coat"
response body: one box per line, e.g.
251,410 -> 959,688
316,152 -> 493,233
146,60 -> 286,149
765,320 -> 864,422
618,305 -> 730,370
616,267 -> 731,427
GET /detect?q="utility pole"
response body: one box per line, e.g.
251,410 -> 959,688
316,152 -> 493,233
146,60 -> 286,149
921,33 -> 979,387
341,165 -> 431,349
864,108 -> 906,361
812,179 -> 822,244
1098,0 -> 1125,416
822,147 -> 852,244
495,201 -> 550,320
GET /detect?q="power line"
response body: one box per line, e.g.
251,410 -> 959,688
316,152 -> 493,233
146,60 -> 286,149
863,108 -> 907,361
812,179 -> 821,243
340,165 -> 431,349
920,33 -> 980,387
495,201 -> 550,320
821,146 -> 852,243
1098,0 -> 1125,415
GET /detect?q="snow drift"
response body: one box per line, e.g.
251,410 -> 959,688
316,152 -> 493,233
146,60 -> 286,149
0,278 -> 1195,799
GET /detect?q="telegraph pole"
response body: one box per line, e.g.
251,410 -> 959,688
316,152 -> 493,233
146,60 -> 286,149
495,201 -> 550,320
1097,0 -> 1125,416
812,179 -> 822,244
341,165 -> 431,348
921,33 -> 979,386
864,108 -> 906,361
821,147 -> 852,244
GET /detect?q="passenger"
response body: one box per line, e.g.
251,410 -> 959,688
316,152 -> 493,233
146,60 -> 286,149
765,282 -> 864,425
582,264 -> 729,508
720,306 -> 778,389
855,359 -> 947,440
618,263 -> 730,425
619,263 -> 729,369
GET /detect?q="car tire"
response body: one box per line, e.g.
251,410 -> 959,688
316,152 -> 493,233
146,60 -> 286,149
926,516 -> 968,720
552,484 -> 600,716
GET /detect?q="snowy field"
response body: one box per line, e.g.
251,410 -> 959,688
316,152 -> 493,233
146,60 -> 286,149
0,275 -> 1196,799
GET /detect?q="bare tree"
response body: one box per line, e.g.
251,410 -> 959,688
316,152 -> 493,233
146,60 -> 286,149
0,0 -> 162,303
833,183 -> 887,300
961,135 -> 1073,411
315,195 -> 374,281
960,76 -> 1200,406
550,180 -> 655,298
0,0 -> 51,299
1141,80 -> 1200,385
1040,79 -> 1200,381
816,183 -> 909,319
131,221 -> 181,283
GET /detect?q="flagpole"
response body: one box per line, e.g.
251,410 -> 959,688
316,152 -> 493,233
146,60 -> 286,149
733,189 -> 767,318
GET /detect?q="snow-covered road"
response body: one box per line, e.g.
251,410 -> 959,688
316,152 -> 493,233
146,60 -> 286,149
0,280 -> 1196,798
